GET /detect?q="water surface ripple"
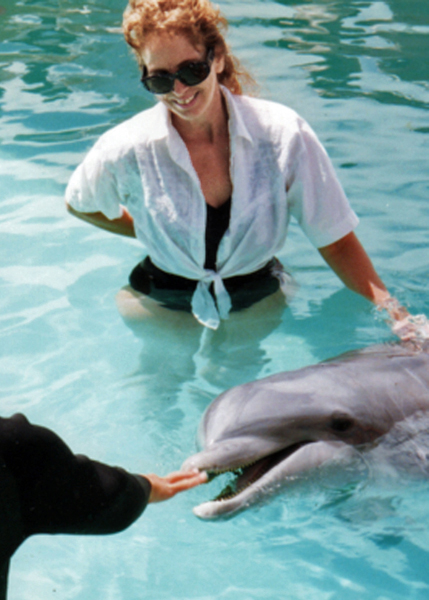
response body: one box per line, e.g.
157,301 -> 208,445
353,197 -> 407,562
1,0 -> 429,599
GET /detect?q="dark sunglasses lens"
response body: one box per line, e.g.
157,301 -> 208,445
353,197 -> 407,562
142,51 -> 212,94
143,76 -> 174,94
178,63 -> 210,86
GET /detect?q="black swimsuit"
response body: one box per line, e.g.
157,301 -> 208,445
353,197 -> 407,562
129,199 -> 280,311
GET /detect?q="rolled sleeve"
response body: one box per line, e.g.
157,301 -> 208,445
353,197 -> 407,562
65,146 -> 123,220
288,118 -> 359,248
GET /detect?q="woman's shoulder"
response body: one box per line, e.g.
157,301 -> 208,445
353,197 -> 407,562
232,92 -> 301,122
226,90 -> 303,133
92,103 -> 166,157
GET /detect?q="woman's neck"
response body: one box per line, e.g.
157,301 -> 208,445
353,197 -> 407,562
171,87 -> 229,145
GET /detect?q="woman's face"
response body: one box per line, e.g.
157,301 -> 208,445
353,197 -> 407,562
140,32 -> 225,126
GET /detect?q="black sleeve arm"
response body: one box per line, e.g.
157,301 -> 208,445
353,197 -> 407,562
0,414 -> 151,538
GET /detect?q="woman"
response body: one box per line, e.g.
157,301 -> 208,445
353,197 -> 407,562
65,0 -> 405,330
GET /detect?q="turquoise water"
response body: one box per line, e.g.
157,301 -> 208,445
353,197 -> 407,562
1,0 -> 429,598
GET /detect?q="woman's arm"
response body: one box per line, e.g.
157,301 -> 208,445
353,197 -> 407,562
318,232 -> 408,318
318,231 -> 389,305
66,203 -> 136,238
319,232 -> 429,342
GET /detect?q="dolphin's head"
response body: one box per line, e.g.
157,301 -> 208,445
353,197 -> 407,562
182,368 -> 390,519
182,344 -> 429,519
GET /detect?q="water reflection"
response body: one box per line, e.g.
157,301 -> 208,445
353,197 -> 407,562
0,0 -> 146,152
1,2 -> 429,598
118,288 -> 285,405
266,0 -> 429,108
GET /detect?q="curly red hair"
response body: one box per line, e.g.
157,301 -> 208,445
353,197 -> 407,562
122,0 -> 254,95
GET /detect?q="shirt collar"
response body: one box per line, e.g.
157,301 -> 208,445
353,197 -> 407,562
146,101 -> 171,141
221,85 -> 253,145
145,103 -> 190,172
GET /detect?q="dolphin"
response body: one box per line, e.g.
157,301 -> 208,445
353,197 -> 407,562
182,342 -> 429,519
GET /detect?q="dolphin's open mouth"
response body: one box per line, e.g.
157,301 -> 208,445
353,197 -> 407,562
205,442 -> 309,503
188,439 -> 354,519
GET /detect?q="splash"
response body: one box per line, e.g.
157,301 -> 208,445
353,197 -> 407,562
377,297 -> 429,346
391,313 -> 429,344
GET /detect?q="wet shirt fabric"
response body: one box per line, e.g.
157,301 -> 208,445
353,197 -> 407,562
66,86 -> 359,329
129,198 -> 281,311
0,414 -> 151,600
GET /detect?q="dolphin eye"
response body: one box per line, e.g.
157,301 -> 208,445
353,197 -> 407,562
330,415 -> 354,432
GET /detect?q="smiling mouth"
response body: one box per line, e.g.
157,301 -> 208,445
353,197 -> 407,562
174,92 -> 197,106
206,442 -> 309,503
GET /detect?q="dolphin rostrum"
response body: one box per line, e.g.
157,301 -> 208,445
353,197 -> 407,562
182,342 -> 429,519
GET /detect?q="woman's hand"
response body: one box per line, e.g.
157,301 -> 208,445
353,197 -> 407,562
145,470 -> 207,503
378,297 -> 429,343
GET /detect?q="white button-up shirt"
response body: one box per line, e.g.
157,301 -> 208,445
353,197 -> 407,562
66,87 -> 359,328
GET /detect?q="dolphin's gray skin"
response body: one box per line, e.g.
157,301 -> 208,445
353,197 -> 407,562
182,342 -> 429,519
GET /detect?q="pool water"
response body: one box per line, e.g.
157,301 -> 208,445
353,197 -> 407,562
1,0 -> 429,598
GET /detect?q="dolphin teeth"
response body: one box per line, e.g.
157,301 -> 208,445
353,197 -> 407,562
206,443 -> 310,503
208,460 -> 257,475
207,463 -> 259,501
214,472 -> 260,502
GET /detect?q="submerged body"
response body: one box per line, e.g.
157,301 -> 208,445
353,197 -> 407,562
182,342 -> 429,519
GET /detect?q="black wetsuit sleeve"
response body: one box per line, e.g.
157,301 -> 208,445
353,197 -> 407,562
0,414 -> 151,538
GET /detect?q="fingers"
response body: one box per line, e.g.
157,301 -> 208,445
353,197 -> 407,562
145,470 -> 207,503
169,470 -> 208,492
164,470 -> 208,485
160,470 -> 207,497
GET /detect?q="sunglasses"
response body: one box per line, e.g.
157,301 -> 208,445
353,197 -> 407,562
141,47 -> 215,95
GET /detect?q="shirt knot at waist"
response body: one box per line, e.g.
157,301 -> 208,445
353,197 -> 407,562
191,270 -> 232,330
